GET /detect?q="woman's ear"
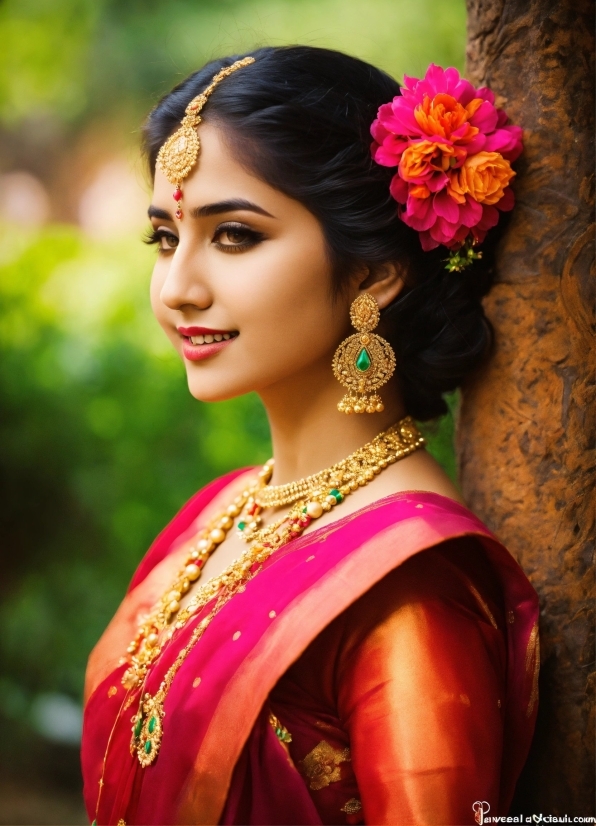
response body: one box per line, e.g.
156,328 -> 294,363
355,262 -> 405,310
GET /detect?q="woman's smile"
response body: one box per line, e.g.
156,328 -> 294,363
178,325 -> 239,362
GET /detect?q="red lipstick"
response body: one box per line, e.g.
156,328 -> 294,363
178,326 -> 234,336
177,326 -> 238,362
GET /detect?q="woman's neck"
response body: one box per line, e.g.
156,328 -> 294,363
258,359 -> 407,486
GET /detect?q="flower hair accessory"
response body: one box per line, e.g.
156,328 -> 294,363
371,64 -> 523,271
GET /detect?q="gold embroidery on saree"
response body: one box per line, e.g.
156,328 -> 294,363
300,740 -> 351,790
525,621 -> 540,716
466,581 -> 498,629
341,797 -> 362,814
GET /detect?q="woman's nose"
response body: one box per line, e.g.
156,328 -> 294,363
159,246 -> 212,311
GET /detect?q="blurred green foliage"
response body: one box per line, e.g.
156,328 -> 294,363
0,0 -> 465,128
0,0 -> 464,764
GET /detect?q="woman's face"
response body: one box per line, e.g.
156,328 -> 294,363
149,122 -> 352,404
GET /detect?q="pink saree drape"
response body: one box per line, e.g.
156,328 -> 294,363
82,470 -> 539,825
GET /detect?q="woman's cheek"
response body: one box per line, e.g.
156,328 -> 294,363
150,263 -> 168,329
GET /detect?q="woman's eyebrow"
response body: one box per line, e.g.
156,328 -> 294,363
190,199 -> 276,219
148,206 -> 173,220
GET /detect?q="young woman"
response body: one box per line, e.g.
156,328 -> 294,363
82,46 -> 538,825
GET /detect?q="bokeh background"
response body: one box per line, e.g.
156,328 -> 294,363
0,1 -> 465,822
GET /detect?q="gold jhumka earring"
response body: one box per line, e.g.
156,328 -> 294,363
332,293 -> 396,414
155,57 -> 255,219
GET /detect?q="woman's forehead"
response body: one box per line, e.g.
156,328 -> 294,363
151,124 -> 308,222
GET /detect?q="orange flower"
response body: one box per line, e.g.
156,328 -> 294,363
446,171 -> 467,204
400,139 -> 465,183
449,151 -> 515,205
414,93 -> 482,142
410,184 -> 430,199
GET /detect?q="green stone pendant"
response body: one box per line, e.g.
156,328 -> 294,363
136,695 -> 164,768
273,722 -> 293,743
355,348 -> 371,372
130,711 -> 144,755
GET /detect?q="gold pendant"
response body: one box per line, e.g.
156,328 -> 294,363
156,124 -> 201,188
131,693 -> 165,767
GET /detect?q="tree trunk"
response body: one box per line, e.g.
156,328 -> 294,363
460,0 -> 595,814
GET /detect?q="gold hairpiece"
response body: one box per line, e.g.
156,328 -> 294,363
156,56 -> 255,219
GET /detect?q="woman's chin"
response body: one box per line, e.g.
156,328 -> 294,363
186,378 -> 254,404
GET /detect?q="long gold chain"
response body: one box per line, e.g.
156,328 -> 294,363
120,461 -> 273,692
123,417 -> 424,766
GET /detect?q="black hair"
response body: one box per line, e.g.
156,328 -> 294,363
143,45 -> 498,421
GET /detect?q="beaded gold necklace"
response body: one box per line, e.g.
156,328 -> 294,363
122,417 -> 423,766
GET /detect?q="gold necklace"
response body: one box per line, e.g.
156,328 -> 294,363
120,461 -> 274,692
250,416 -> 423,509
124,417 -> 424,766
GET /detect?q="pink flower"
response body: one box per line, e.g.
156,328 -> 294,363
371,64 -> 523,252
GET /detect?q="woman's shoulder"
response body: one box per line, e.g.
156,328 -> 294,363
280,532 -> 507,710
338,533 -> 506,646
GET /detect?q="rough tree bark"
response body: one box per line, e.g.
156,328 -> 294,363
460,0 -> 595,814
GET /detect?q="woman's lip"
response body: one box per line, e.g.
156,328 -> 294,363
182,337 -> 236,362
178,326 -> 236,336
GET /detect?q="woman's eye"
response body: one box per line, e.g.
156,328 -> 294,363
160,233 -> 179,250
144,228 -> 179,252
220,228 -> 249,244
213,222 -> 264,253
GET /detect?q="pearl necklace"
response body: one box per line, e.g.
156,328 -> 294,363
121,417 -> 424,766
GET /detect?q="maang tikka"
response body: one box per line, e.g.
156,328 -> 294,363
333,293 -> 396,414
156,57 -> 255,219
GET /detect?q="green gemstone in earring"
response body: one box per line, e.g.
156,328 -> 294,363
148,716 -> 156,734
134,716 -> 143,738
144,739 -> 152,754
355,348 -> 371,372
238,521 -> 246,531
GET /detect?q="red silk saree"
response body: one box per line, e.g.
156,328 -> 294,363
82,470 -> 539,825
